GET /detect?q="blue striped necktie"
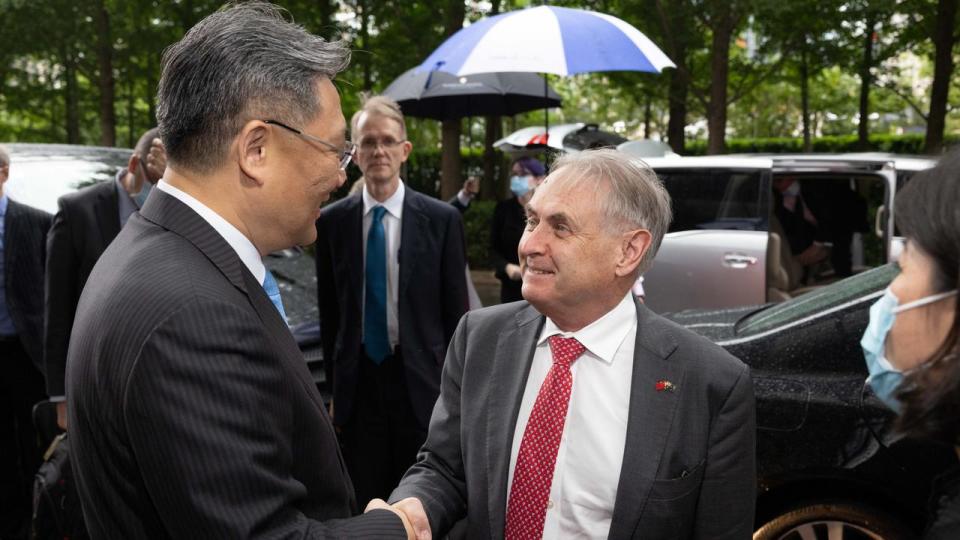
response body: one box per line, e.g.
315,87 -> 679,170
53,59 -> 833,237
262,270 -> 287,320
364,206 -> 390,364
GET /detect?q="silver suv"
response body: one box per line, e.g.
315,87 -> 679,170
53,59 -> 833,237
635,153 -> 936,313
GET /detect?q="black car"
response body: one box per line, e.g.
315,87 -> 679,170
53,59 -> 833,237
4,143 -> 326,391
669,264 -> 958,539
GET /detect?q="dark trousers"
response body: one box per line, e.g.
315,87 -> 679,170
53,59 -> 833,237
340,350 -> 426,508
0,337 -> 45,540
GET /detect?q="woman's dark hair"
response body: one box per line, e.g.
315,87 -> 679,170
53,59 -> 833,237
894,148 -> 960,444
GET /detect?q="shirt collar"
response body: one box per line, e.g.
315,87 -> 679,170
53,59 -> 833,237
156,180 -> 266,284
538,292 -> 637,365
363,179 -> 405,219
0,193 -> 7,217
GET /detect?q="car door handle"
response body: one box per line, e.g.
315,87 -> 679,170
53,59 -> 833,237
723,253 -> 758,269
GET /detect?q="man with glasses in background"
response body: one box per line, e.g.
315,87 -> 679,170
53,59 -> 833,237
44,127 -> 165,431
316,95 -> 468,508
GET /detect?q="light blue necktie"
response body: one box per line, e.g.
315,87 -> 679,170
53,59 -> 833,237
262,270 -> 287,320
364,206 -> 390,364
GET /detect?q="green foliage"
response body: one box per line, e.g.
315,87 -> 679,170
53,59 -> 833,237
462,200 -> 495,269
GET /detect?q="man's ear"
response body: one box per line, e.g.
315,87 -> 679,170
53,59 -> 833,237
237,120 -> 271,186
126,153 -> 139,176
400,139 -> 413,163
616,228 -> 653,278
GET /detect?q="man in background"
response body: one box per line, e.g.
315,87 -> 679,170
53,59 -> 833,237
44,127 -> 165,430
0,145 -> 52,540
316,95 -> 468,507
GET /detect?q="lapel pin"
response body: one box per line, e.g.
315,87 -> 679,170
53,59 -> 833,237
655,380 -> 675,392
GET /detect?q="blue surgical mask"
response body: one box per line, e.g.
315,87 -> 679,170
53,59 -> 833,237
510,175 -> 531,198
861,287 -> 959,411
133,181 -> 153,209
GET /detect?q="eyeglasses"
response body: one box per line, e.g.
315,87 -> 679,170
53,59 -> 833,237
264,119 -> 355,170
357,137 -> 407,152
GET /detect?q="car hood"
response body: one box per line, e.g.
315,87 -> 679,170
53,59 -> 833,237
664,304 -> 767,341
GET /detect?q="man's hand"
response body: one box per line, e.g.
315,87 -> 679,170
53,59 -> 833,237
144,137 -> 167,182
463,176 -> 479,196
365,498 -> 431,540
56,401 -> 67,431
506,263 -> 522,281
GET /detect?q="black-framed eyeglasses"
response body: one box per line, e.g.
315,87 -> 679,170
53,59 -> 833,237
264,119 -> 355,170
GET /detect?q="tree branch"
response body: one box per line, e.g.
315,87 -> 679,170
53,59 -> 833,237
875,80 -> 929,122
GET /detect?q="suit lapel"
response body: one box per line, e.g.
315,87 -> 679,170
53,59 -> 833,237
486,304 -> 543,539
339,196 -> 363,314
94,181 -> 121,247
608,300 -> 683,540
398,190 -> 427,302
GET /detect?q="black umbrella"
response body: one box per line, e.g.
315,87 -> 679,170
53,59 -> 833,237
383,67 -> 562,121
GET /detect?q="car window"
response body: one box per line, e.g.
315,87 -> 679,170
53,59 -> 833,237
737,263 -> 898,336
657,169 -> 764,232
6,145 -> 129,214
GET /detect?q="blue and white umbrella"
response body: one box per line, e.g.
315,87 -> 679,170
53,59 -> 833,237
417,5 -> 675,77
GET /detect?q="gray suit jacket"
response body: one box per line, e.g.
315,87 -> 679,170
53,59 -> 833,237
390,299 -> 756,539
66,189 -> 405,539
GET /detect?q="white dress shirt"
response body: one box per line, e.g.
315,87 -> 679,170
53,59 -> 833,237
362,180 -> 405,349
507,292 -> 637,539
156,181 -> 265,284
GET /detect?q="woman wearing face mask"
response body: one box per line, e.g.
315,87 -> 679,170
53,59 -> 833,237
861,149 -> 960,539
489,156 -> 546,303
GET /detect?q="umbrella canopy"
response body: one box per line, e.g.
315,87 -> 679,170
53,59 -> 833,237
383,67 -> 562,121
494,123 -> 627,153
417,5 -> 675,77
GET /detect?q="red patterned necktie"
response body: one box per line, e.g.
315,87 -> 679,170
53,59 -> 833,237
505,335 -> 586,540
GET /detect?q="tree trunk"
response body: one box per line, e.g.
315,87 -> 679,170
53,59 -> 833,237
62,48 -> 80,144
439,0 -> 466,201
482,115 -> 501,199
706,17 -> 734,155
924,0 -> 958,154
96,0 -> 115,146
643,94 -> 652,139
857,16 -> 876,151
666,50 -> 688,153
358,0 -> 371,91
316,0 -> 337,38
800,44 -> 812,153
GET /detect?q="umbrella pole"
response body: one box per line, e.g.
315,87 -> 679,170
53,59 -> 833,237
543,75 -> 549,136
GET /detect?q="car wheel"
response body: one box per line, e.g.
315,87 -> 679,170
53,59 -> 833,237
754,501 -> 915,540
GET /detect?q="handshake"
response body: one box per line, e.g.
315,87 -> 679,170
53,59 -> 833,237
365,497 -> 432,540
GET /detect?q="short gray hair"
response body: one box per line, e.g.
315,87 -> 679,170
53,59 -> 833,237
351,95 -> 407,139
0,145 -> 9,168
156,1 -> 350,173
549,149 -> 672,274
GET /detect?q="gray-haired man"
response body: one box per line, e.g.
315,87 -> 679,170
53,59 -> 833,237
66,3 -> 416,538
386,149 -> 756,539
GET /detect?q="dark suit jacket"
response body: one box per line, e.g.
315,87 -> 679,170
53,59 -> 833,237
315,188 -> 468,428
390,299 -> 756,539
66,189 -> 404,538
3,198 -> 52,369
44,180 -> 120,397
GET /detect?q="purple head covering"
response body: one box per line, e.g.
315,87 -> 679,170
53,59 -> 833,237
514,156 -> 546,177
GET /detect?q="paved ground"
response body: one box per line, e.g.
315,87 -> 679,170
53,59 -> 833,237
470,268 -> 502,308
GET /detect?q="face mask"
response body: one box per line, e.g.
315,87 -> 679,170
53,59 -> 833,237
783,181 -> 800,197
861,287 -> 959,411
133,181 -> 153,209
510,175 -> 531,198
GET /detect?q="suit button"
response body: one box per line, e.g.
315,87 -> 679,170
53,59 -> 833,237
547,500 -> 554,509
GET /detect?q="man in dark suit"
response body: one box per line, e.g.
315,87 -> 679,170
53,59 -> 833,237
386,149 -> 756,539
316,96 -> 468,507
44,127 -> 165,430
0,145 -> 52,540
66,4 -> 414,538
